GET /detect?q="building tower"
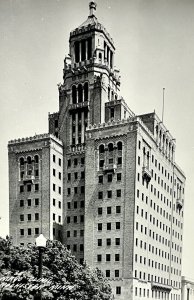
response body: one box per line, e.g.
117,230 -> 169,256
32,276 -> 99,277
8,3 -> 186,300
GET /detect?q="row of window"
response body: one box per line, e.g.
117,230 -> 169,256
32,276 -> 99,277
20,184 -> 39,193
19,155 -> 39,165
97,222 -> 121,231
105,269 -> 120,278
97,238 -> 120,246
135,271 -> 181,289
98,206 -> 121,215
52,199 -> 62,208
67,171 -> 85,181
67,243 -> 84,252
97,253 -> 120,262
20,228 -> 39,236
67,201 -> 84,209
67,157 -> 85,168
20,213 -> 39,222
98,189 -> 121,200
98,172 -> 122,183
67,229 -> 84,238
67,186 -> 85,195
99,142 -> 122,153
53,184 -> 61,194
135,238 -> 182,259
99,157 -> 122,168
67,215 -> 84,224
20,198 -> 39,207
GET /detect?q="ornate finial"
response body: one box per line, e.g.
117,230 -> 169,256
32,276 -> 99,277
89,2 -> 97,16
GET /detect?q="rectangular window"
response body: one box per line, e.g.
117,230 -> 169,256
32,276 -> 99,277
116,222 -> 120,230
106,270 -> 110,278
116,189 -> 121,197
58,186 -> 61,194
81,157 -> 85,165
98,191 -> 103,199
98,207 -> 102,215
53,154 -> 56,162
59,158 -> 61,166
117,173 -> 121,181
35,213 -> 39,221
81,186 -> 85,194
67,188 -> 71,195
68,159 -> 71,167
68,173 -> 71,181
20,229 -> 24,236
20,214 -> 24,221
115,238 -> 120,245
107,190 -> 112,198
81,171 -> 85,179
107,223 -> 111,230
27,199 -> 31,207
107,207 -> 112,214
20,200 -> 24,207
116,287 -> 121,295
53,213 -> 55,221
97,254 -> 102,262
107,174 -> 112,182
59,172 -> 61,180
74,201 -> 77,209
116,206 -> 121,213
53,198 -> 56,206
53,184 -> 56,191
74,216 -> 77,223
53,168 -> 56,176
28,228 -> 32,236
98,175 -> 103,184
115,254 -> 120,261
80,215 -> 84,223
74,172 -> 78,180
35,184 -> 39,192
58,216 -> 61,223
106,254 -> 111,262
35,198 -> 39,206
27,184 -> 31,192
99,160 -> 104,168
35,228 -> 39,235
98,239 -> 102,246
115,270 -> 119,278
117,157 -> 122,165
98,223 -> 102,231
74,158 -> 78,166
106,238 -> 111,246
67,216 -> 70,223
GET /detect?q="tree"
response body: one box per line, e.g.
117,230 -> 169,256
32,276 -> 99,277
0,237 -> 112,300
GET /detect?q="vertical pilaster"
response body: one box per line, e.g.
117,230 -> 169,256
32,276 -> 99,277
70,114 -> 72,145
79,42 -> 82,62
81,112 -> 85,143
75,113 -> 78,144
85,40 -> 88,60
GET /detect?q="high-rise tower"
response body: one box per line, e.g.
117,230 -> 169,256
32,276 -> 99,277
8,3 -> 185,300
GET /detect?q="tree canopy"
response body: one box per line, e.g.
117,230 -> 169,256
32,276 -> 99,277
0,237 -> 112,300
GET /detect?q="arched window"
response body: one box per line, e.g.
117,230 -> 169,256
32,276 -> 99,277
108,143 -> 113,152
34,155 -> 39,163
99,144 -> 105,154
117,141 -> 122,151
27,156 -> 32,164
72,85 -> 77,104
78,84 -> 83,103
20,157 -> 24,165
84,82 -> 88,102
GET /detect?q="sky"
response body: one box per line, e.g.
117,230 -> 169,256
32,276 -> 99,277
0,0 -> 194,279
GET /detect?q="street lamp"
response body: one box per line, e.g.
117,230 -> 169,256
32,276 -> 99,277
35,234 -> 47,300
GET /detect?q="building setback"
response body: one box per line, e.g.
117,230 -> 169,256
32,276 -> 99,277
8,2 -> 185,300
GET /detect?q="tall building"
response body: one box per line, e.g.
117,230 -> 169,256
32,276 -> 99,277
8,3 -> 185,300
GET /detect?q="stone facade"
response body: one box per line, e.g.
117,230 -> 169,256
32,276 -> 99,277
182,277 -> 194,300
8,2 -> 186,300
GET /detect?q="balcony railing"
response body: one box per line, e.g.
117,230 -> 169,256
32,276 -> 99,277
151,281 -> 172,292
23,175 -> 35,184
103,164 -> 117,173
142,166 -> 152,182
69,101 -> 88,111
176,198 -> 183,210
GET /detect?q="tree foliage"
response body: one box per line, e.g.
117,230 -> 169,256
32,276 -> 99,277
0,237 -> 112,300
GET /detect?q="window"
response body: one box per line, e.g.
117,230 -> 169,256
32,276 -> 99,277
74,172 -> 78,180
53,168 -> 56,176
98,239 -> 102,246
117,157 -> 122,165
67,159 -> 71,167
35,198 -> 39,206
74,201 -> 77,209
81,171 -> 85,179
35,169 -> 39,177
53,154 -> 56,163
106,238 -> 111,246
117,189 -> 121,197
68,173 -> 71,181
117,173 -> 121,181
74,216 -> 77,223
116,287 -> 121,295
80,215 -> 84,223
20,214 -> 24,221
35,184 -> 39,192
107,207 -> 112,214
26,184 -> 31,192
53,198 -> 56,206
67,217 -> 70,223
80,230 -> 84,237
67,188 -> 71,195
59,158 -> 61,166
98,207 -> 102,215
107,174 -> 112,182
106,254 -> 111,262
116,206 -> 121,213
107,223 -> 111,230
115,238 -> 120,246
59,172 -> 61,180
81,186 -> 85,194
107,190 -> 112,198
98,223 -> 102,231
35,228 -> 39,235
74,187 -> 77,194
35,213 -> 39,221
97,254 -> 102,262
115,254 -> 120,261
58,186 -> 61,194
58,216 -> 61,223
98,191 -> 103,199
28,228 -> 32,236
74,158 -> 78,166
53,184 -> 56,192
98,175 -> 103,184
27,199 -> 31,207
53,213 -> 56,221
99,160 -> 104,168
20,229 -> 24,236
67,231 -> 70,238
80,200 -> 85,208
115,270 -> 119,278
116,222 -> 120,230
106,270 -> 110,277
81,157 -> 85,165
67,202 -> 71,209
80,244 -> 84,252
73,244 -> 77,252
20,200 -> 24,207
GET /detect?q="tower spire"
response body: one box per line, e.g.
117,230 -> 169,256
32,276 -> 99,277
89,1 -> 97,17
